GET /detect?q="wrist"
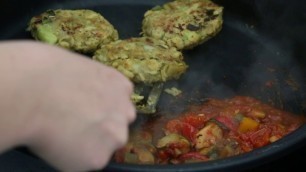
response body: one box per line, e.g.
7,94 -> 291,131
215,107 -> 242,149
0,41 -> 51,151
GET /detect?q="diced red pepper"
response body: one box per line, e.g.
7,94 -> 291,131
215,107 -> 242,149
215,115 -> 238,131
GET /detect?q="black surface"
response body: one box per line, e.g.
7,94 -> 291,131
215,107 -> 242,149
0,144 -> 306,172
0,0 -> 306,171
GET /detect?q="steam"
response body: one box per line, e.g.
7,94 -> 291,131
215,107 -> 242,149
134,0 -> 306,131
159,1 -> 306,115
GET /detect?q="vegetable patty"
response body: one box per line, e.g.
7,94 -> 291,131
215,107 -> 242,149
28,9 -> 119,53
93,37 -> 188,84
142,0 -> 223,50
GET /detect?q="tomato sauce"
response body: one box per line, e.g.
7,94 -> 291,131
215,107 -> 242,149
114,96 -> 305,164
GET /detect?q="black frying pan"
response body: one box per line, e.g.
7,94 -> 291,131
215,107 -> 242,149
0,0 -> 306,171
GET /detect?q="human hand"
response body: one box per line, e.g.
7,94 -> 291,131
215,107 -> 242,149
0,41 -> 136,171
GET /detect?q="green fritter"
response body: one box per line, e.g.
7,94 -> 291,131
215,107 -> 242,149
28,9 -> 119,53
93,37 -> 188,84
142,0 -> 223,50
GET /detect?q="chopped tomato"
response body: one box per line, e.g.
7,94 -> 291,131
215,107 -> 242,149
233,105 -> 252,113
180,114 -> 208,129
157,150 -> 170,162
249,127 -> 271,148
181,122 -> 198,142
113,148 -> 126,163
165,117 -> 201,142
237,133 -> 254,152
165,119 -> 182,133
179,152 -> 208,161
115,96 -> 304,165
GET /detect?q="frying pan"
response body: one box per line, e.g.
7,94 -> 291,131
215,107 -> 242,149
0,0 -> 306,171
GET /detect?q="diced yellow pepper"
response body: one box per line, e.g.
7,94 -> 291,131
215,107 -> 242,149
238,117 -> 259,133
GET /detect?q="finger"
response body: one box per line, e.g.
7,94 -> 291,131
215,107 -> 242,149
126,102 -> 137,123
